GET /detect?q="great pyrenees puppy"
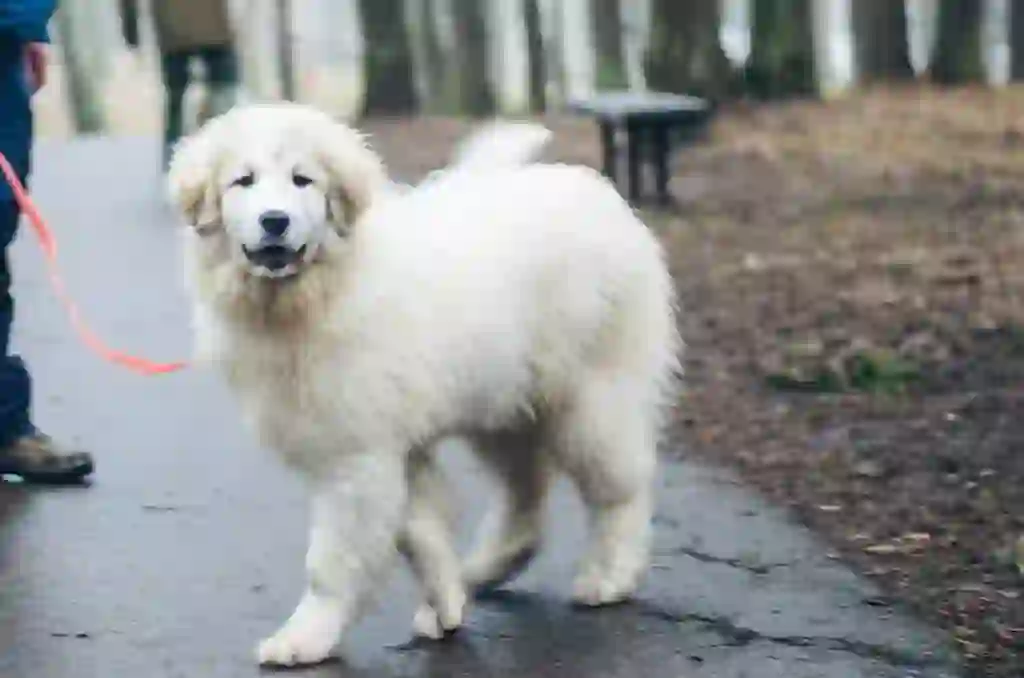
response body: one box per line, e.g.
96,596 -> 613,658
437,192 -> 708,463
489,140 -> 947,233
166,101 -> 680,667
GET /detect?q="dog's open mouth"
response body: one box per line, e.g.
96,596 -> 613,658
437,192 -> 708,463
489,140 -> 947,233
242,244 -> 308,274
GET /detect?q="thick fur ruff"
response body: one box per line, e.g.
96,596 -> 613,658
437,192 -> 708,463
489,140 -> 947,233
167,101 -> 681,667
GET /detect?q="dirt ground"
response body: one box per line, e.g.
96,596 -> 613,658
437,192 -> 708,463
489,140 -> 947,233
646,86 -> 1024,678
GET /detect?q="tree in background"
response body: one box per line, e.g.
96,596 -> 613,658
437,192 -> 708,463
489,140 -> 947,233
930,0 -> 984,85
852,0 -> 913,82
360,0 -> 417,115
407,0 -> 458,113
644,0 -> 730,99
276,0 -> 296,100
1011,0 -> 1024,81
523,0 -> 547,111
592,0 -> 626,89
540,2 -> 568,107
746,0 -> 816,99
55,0 -> 106,133
451,0 -> 494,115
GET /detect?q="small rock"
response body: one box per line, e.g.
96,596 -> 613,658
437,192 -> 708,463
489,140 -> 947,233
742,252 -> 766,271
902,532 -> 932,543
854,460 -> 884,479
142,504 -> 179,513
864,543 -> 898,555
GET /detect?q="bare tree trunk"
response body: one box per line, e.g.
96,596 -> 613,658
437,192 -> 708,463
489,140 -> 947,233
54,0 -> 105,133
451,0 -> 495,114
485,0 -> 531,113
592,0 -> 625,88
1011,0 -> 1024,80
541,1 -> 568,106
425,0 -> 454,107
852,0 -> 913,82
360,0 -> 417,115
237,0 -> 285,99
930,0 -> 984,85
523,0 -> 546,111
644,0 -> 730,99
407,0 -> 451,112
276,0 -> 296,100
746,0 -> 816,99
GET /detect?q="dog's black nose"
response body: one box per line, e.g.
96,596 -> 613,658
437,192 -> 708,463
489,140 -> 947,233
259,210 -> 291,238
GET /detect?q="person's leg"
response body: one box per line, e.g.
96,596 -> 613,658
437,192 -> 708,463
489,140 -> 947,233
0,201 -> 32,445
160,50 -> 190,170
197,45 -> 240,126
0,201 -> 93,484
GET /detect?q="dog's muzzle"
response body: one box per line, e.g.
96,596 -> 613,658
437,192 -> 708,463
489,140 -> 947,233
242,243 -> 308,276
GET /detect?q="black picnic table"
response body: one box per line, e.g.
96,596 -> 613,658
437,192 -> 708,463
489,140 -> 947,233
567,91 -> 712,206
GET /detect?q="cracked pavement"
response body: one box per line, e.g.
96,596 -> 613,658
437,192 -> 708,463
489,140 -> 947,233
0,138 -> 963,677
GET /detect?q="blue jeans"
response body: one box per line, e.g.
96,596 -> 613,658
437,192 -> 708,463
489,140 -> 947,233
0,199 -> 33,448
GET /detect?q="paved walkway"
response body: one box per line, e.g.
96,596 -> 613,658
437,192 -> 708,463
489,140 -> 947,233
0,138 -> 961,678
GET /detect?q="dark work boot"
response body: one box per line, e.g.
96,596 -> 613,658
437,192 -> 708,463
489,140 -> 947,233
0,431 -> 94,484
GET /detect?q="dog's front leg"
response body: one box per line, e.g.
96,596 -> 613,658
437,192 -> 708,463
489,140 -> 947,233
257,452 -> 406,667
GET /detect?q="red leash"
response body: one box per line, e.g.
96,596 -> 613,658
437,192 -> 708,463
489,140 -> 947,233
0,151 -> 187,375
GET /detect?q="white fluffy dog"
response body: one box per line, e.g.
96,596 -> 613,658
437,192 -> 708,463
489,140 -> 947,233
166,101 -> 680,667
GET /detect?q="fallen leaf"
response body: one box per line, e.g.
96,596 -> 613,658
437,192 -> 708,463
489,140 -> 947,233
902,532 -> 932,543
864,543 -> 899,555
854,460 -> 884,479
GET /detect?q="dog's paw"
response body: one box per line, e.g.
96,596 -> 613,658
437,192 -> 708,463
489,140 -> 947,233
411,588 -> 466,640
412,605 -> 446,640
256,625 -> 338,667
571,569 -> 638,607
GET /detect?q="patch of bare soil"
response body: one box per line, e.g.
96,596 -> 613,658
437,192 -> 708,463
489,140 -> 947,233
655,86 -> 1024,678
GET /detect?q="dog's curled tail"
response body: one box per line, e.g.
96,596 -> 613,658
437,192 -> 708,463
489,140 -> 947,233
450,121 -> 553,171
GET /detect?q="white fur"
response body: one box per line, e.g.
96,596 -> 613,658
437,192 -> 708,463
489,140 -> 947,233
448,120 -> 553,170
167,101 -> 681,667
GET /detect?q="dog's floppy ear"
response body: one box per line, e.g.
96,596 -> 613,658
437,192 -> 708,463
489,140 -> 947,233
166,119 -> 226,234
312,116 -> 389,236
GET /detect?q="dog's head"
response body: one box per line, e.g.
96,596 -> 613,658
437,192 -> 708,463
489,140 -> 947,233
167,102 -> 387,280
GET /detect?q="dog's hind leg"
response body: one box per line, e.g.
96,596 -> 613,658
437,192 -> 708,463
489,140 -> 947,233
462,429 -> 551,594
399,450 -> 467,639
551,373 -> 658,607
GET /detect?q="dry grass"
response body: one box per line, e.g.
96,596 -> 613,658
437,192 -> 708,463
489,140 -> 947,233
656,85 -> 1024,678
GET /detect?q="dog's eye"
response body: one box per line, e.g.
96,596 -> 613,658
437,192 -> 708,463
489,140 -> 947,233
231,172 -> 255,188
292,173 -> 314,188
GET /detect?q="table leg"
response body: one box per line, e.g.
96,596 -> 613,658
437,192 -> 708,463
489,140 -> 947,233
599,121 -> 617,185
626,121 -> 642,204
651,124 -> 670,206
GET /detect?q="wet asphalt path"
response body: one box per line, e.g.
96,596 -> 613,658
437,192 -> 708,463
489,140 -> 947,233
0,138 -> 962,678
